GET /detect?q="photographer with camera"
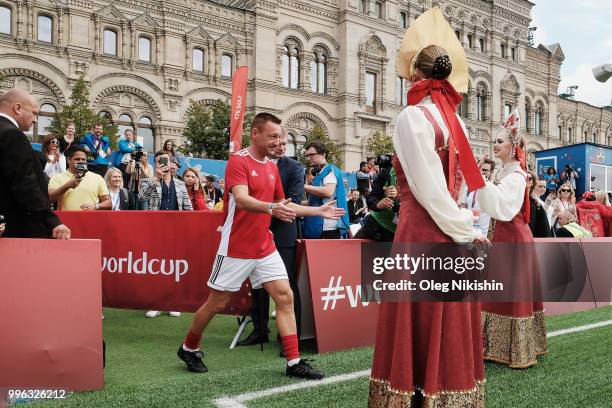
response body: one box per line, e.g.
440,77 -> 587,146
354,154 -> 398,242
302,142 -> 350,239
561,164 -> 579,190
49,146 -> 112,211
114,129 -> 142,187
126,150 -> 153,209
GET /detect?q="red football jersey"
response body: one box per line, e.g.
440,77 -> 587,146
218,149 -> 285,258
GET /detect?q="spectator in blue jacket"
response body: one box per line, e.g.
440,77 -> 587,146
114,129 -> 142,187
81,122 -> 112,177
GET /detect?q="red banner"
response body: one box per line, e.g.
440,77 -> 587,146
229,66 -> 249,154
298,240 -> 380,353
57,211 -> 251,315
0,238 -> 104,391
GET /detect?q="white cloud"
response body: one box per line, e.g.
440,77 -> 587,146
560,64 -> 611,107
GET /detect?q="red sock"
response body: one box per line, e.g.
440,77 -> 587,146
281,334 -> 300,362
184,330 -> 202,350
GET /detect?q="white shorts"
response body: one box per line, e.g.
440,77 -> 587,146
207,251 -> 288,292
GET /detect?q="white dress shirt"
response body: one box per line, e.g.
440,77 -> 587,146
393,97 -> 481,243
477,161 -> 526,222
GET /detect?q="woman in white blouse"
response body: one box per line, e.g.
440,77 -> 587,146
476,110 -> 547,368
42,134 -> 66,178
104,167 -> 135,210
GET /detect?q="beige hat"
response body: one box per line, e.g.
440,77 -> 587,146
397,7 -> 469,93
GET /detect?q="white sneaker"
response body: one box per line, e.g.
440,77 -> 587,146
169,311 -> 181,317
145,310 -> 161,318
271,310 -> 276,319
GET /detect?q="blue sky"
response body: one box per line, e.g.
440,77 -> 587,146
530,0 -> 612,107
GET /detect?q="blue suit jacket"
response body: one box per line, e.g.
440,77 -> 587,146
270,156 -> 304,248
81,132 -> 112,165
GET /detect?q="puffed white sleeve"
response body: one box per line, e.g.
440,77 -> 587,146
393,107 -> 480,243
476,173 -> 526,221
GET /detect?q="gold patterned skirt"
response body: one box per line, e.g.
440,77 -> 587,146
369,378 -> 485,408
481,306 -> 547,368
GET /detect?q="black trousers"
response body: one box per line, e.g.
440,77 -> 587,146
250,246 -> 301,338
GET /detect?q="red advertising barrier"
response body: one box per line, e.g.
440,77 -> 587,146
57,211 -> 251,315
0,238 -> 103,391
298,238 -> 610,353
298,240 -> 380,353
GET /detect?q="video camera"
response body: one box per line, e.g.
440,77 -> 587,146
376,154 -> 393,169
131,146 -> 145,162
74,162 -> 88,179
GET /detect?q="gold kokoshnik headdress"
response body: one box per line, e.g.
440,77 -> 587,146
396,7 -> 469,93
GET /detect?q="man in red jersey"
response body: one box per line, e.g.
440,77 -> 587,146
178,113 -> 344,379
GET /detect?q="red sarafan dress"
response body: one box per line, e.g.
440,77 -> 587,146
478,162 -> 547,368
369,101 -> 485,407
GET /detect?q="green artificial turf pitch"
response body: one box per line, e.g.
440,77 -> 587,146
33,306 -> 611,408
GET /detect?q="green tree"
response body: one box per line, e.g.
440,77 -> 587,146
366,130 -> 394,158
48,76 -> 118,147
180,99 -> 252,160
297,125 -> 344,169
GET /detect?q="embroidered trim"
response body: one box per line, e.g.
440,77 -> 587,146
368,378 -> 486,408
481,310 -> 547,369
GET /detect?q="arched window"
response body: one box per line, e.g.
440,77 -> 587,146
192,48 -> 205,72
500,43 -> 506,58
359,0 -> 367,14
511,47 -> 516,62
311,47 -> 327,94
99,111 -> 112,120
366,72 -> 377,113
37,15 -> 52,43
0,6 -> 11,35
138,36 -> 151,62
568,127 -> 572,143
103,29 -> 117,56
117,114 -> 134,139
282,42 -> 300,89
479,38 -> 485,53
476,84 -> 487,121
36,103 -> 56,142
535,103 -> 543,135
138,116 -> 155,152
221,54 -> 233,78
467,34 -> 473,49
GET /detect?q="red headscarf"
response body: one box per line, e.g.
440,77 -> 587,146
408,79 -> 485,193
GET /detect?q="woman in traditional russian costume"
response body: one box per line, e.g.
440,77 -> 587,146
477,110 -> 547,368
369,8 -> 488,407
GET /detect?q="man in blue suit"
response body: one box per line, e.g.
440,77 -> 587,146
237,127 -> 304,348
81,122 -> 112,177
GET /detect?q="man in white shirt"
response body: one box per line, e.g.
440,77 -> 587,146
460,158 -> 495,235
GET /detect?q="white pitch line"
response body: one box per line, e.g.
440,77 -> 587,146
214,318 -> 612,408
546,319 -> 612,337
213,370 -> 370,408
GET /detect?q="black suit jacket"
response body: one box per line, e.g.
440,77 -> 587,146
271,156 -> 304,248
0,116 -> 61,238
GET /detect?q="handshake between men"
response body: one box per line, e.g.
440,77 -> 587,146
271,199 -> 345,223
